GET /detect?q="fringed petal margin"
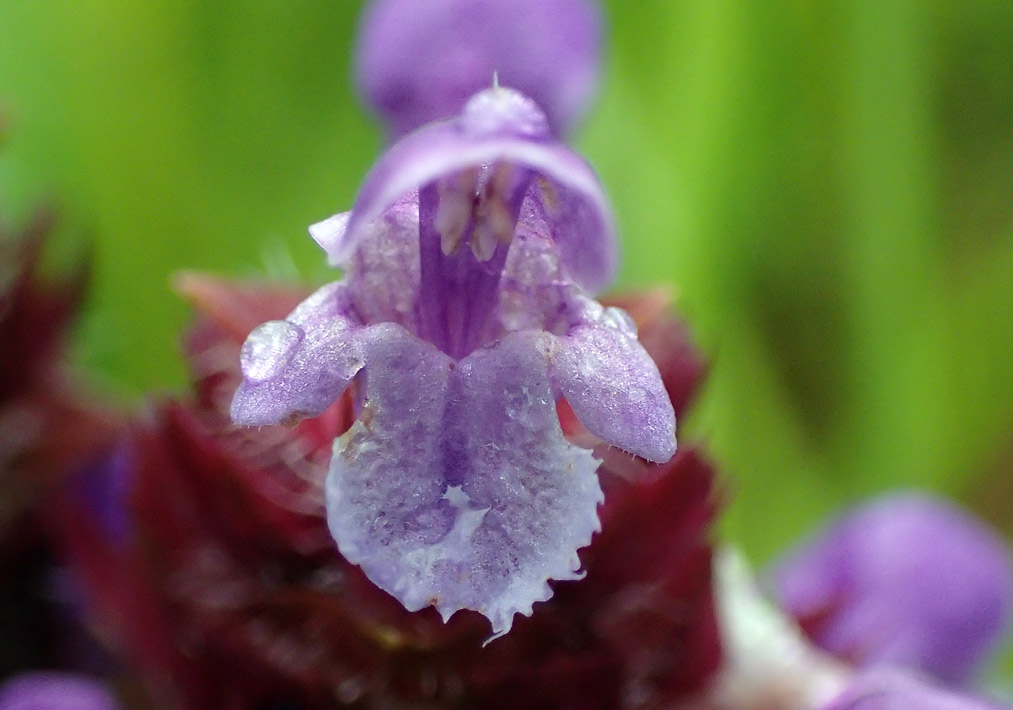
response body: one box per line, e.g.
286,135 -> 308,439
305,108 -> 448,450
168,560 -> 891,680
326,329 -> 603,638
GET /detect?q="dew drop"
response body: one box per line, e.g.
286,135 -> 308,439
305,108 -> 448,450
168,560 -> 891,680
603,306 -> 638,337
240,320 -> 304,382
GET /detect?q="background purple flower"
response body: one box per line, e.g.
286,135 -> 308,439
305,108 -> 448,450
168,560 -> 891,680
822,669 -> 1007,710
355,0 -> 602,138
0,673 -> 119,710
770,493 -> 1013,686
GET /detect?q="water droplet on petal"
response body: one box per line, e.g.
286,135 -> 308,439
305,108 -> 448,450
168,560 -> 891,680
240,320 -> 304,382
603,306 -> 638,337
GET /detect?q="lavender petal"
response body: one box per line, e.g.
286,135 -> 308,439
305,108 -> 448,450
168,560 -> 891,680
326,329 -> 602,636
231,282 -> 364,426
0,673 -> 119,710
552,299 -> 677,463
334,88 -> 616,293
822,669 -> 1008,710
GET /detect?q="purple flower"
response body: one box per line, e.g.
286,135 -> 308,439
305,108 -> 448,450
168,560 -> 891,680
355,0 -> 602,138
822,669 -> 1007,710
0,673 -> 119,710
770,493 -> 1013,685
44,277 -> 715,708
703,549 -> 1012,710
231,87 -> 676,637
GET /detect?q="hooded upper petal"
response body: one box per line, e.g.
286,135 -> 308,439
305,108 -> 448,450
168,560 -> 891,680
326,87 -> 616,293
326,328 -> 603,637
770,493 -> 1013,685
355,0 -> 601,139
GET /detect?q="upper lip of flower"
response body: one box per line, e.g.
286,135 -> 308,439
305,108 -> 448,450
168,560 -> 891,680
316,86 -> 617,296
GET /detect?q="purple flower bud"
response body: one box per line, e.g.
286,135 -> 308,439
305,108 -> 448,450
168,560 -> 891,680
0,673 -> 119,710
232,88 -> 675,636
355,0 -> 602,138
823,669 -> 1009,710
770,493 -> 1013,685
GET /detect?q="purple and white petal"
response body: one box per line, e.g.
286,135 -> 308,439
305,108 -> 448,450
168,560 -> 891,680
326,329 -> 602,637
551,298 -> 676,463
335,88 -> 616,293
231,282 -> 365,426
497,226 -> 574,334
709,549 -> 850,710
771,493 -> 1013,685
342,197 -> 421,329
308,210 -> 350,257
355,0 -> 601,139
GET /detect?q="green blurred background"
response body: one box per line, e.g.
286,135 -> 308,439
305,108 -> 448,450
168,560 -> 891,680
1,0 -> 1012,666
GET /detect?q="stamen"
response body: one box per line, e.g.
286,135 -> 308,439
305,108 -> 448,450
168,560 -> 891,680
435,169 -> 479,256
537,176 -> 559,211
472,163 -> 519,261
471,221 -> 499,261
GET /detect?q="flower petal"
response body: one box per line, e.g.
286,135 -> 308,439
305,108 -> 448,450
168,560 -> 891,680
307,210 -> 350,256
334,88 -> 616,292
341,196 -> 420,329
326,329 -> 603,637
551,299 -> 677,462
230,282 -> 364,426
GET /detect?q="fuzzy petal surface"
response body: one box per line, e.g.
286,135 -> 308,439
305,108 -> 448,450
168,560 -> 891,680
0,673 -> 119,710
326,329 -> 602,636
230,282 -> 364,426
552,299 -> 676,462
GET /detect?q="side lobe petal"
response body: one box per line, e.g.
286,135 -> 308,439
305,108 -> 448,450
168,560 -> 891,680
326,330 -> 603,637
551,301 -> 677,463
230,282 -> 364,426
